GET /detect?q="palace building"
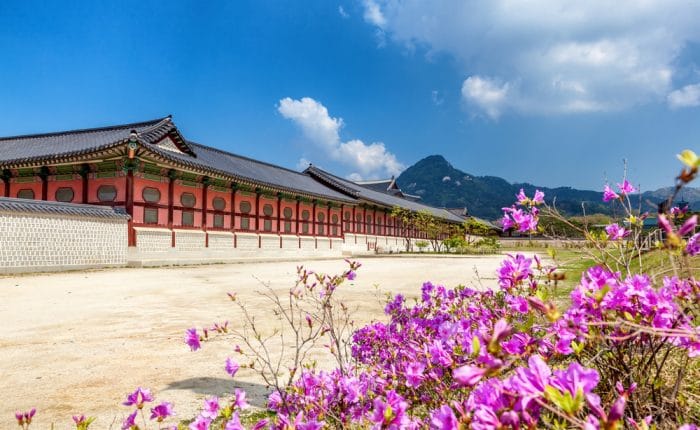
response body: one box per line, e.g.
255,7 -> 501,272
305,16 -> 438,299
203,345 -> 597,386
0,116 -> 465,272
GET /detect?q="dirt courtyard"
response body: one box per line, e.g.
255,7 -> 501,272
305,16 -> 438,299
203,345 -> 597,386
0,254 -> 521,428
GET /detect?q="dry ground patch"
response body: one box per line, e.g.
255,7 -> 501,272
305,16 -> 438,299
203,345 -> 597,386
0,254 -> 527,428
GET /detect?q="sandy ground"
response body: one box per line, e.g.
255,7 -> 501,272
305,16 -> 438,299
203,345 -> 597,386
0,254 -> 520,429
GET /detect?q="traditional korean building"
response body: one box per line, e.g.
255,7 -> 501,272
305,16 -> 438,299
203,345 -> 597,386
0,116 -> 464,270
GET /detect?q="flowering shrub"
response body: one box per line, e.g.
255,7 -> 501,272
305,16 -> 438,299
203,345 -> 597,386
13,150 -> 700,429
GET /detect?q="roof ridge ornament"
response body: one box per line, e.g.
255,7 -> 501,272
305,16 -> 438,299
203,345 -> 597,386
128,130 -> 139,159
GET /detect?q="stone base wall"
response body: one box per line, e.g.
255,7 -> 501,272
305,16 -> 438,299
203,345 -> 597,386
0,211 -> 128,273
342,233 -> 408,255
129,229 -> 346,265
0,206 -> 429,272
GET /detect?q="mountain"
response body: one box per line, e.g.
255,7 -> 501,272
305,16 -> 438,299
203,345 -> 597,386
396,155 -> 700,220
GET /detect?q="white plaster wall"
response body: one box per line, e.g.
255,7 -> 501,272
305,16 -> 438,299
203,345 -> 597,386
135,227 -> 171,254
0,211 -> 128,273
208,231 -> 234,251
174,230 -> 206,252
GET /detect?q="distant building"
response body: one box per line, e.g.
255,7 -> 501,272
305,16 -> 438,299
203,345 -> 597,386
0,116 -> 464,270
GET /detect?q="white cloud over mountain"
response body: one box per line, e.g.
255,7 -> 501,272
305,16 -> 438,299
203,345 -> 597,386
278,97 -> 404,180
361,0 -> 700,118
668,83 -> 700,109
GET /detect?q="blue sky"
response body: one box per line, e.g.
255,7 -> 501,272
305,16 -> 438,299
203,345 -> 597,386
0,1 -> 699,190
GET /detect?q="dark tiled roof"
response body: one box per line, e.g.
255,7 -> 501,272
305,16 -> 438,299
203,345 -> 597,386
0,117 -> 175,166
141,141 -> 355,203
305,166 -> 466,223
0,117 -> 354,203
0,197 -> 130,219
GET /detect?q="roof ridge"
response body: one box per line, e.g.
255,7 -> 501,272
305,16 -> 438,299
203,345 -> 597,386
354,179 -> 392,184
0,116 -> 171,142
185,140 -> 312,178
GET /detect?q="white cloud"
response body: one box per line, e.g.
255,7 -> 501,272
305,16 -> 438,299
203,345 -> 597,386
296,157 -> 313,170
278,97 -> 404,179
361,0 -> 700,117
461,76 -> 510,119
362,0 -> 386,28
667,83 -> 700,109
338,5 -> 349,18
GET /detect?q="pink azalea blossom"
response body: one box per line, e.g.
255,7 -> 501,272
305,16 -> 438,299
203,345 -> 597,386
617,179 -> 636,195
189,415 -> 212,430
122,387 -> 154,409
658,214 -> 674,233
516,188 -> 528,205
404,362 -> 425,388
201,397 -> 220,420
121,410 -> 137,430
15,408 -> 36,426
234,389 -> 249,410
225,412 -> 244,430
225,357 -> 239,377
605,223 -> 629,240
429,405 -> 459,430
453,365 -> 488,386
603,185 -> 619,202
252,419 -> 270,430
185,328 -> 201,351
150,402 -> 174,422
533,189 -> 545,204
678,215 -> 697,236
686,233 -> 700,256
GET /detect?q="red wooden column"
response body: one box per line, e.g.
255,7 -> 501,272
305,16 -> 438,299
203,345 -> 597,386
80,164 -> 90,204
254,189 -> 261,232
363,206 -> 367,234
326,203 -> 331,242
168,170 -> 176,247
39,166 -> 49,200
230,184 -> 238,248
351,206 -> 356,233
295,197 -> 301,234
340,204 -> 345,238
125,162 -> 136,246
312,200 -> 317,248
202,177 -> 209,247
276,193 -> 282,233
2,169 -> 11,197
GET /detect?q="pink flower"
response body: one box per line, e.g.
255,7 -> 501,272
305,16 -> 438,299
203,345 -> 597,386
201,397 -> 220,420
686,233 -> 700,256
225,358 -> 239,377
516,188 -> 528,205
15,409 -> 35,426
150,402 -> 174,422
185,328 -> 201,351
533,189 -> 545,204
225,412 -> 245,430
347,270 -> 356,280
617,179 -> 636,195
429,405 -> 459,430
453,365 -> 488,386
605,223 -> 629,241
405,362 -> 425,388
121,410 -> 137,430
122,387 -> 154,409
678,215 -> 698,236
603,184 -> 620,202
252,419 -> 270,430
189,415 -> 212,430
234,389 -> 249,410
658,214 -> 673,234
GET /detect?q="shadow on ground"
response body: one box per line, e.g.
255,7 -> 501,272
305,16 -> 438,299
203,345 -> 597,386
164,378 -> 270,408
